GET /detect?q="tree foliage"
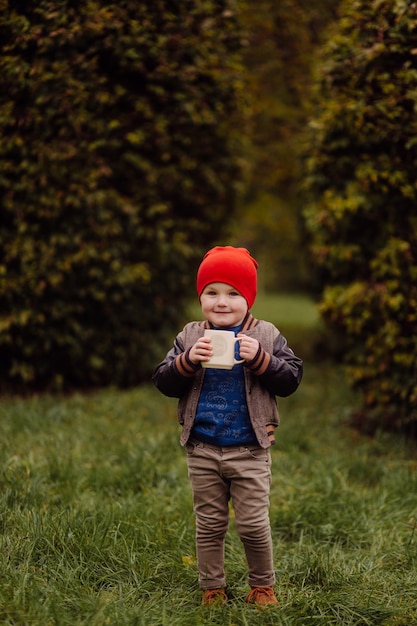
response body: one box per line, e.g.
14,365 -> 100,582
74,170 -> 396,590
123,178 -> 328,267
304,0 -> 417,431
0,0 -> 246,389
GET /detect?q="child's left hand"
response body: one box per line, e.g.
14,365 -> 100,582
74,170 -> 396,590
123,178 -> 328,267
237,334 -> 260,362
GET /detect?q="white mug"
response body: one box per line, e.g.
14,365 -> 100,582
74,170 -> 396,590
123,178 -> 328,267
201,329 -> 244,370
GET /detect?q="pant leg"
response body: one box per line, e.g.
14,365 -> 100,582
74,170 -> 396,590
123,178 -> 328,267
186,440 -> 230,589
225,445 -> 275,588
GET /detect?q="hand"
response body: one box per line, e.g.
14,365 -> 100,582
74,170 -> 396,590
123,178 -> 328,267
237,334 -> 260,362
189,336 -> 213,365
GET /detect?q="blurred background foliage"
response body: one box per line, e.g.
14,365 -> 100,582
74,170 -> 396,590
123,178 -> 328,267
235,0 -> 340,292
0,0 -> 247,389
1,0 -> 416,435
304,0 -> 417,432
0,0 -> 337,390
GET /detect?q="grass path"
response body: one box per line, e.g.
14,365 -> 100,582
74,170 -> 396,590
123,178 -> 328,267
0,359 -> 416,624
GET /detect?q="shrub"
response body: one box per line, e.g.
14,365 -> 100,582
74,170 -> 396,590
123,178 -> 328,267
0,0 -> 246,389
304,0 -> 417,432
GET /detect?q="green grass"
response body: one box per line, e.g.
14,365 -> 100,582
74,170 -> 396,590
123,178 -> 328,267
252,292 -> 320,329
1,294 -> 416,625
1,371 -> 416,625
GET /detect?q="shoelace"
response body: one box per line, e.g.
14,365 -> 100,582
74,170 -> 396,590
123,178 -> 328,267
246,587 -> 276,602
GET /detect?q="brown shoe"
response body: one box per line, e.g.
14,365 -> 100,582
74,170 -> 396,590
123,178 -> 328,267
245,586 -> 278,607
202,588 -> 228,606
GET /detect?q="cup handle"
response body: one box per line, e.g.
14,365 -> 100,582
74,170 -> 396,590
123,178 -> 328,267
234,336 -> 244,364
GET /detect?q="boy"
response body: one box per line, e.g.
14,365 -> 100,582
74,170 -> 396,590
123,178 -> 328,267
152,246 -> 303,607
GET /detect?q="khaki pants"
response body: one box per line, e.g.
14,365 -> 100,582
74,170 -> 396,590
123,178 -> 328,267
186,439 -> 275,590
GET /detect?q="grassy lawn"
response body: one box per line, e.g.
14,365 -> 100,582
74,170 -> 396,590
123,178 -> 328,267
252,292 -> 320,329
0,295 -> 416,625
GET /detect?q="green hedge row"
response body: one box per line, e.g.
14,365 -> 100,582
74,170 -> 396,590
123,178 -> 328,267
0,1 -> 246,389
304,0 -> 417,431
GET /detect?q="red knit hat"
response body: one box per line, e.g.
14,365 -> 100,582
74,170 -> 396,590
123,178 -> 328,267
196,246 -> 259,309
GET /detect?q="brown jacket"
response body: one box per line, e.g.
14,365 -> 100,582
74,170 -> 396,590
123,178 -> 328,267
152,313 -> 303,448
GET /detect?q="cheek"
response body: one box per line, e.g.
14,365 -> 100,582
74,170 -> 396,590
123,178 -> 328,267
235,300 -> 248,313
200,299 -> 211,314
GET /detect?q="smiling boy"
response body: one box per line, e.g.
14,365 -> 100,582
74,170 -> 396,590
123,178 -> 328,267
152,246 -> 303,607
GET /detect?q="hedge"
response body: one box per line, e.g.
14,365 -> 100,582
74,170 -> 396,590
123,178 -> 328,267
304,0 -> 417,432
0,0 -> 246,389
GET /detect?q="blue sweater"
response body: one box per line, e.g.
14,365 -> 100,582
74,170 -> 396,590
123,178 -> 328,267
191,325 -> 257,446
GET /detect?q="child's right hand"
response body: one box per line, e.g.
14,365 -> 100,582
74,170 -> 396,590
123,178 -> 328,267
189,337 -> 213,365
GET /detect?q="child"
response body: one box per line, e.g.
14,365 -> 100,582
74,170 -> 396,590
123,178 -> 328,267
152,246 -> 303,607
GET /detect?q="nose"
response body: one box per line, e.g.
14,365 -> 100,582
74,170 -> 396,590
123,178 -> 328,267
216,294 -> 228,306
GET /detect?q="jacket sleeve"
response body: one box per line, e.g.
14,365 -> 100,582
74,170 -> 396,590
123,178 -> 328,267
152,331 -> 200,398
246,331 -> 303,397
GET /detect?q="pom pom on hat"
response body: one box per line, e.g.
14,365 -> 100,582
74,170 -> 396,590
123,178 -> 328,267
196,246 -> 258,309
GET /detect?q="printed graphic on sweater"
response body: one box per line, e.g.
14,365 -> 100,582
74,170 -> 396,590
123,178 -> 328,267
192,365 -> 256,446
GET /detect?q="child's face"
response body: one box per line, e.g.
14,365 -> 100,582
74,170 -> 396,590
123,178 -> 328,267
200,282 -> 248,328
